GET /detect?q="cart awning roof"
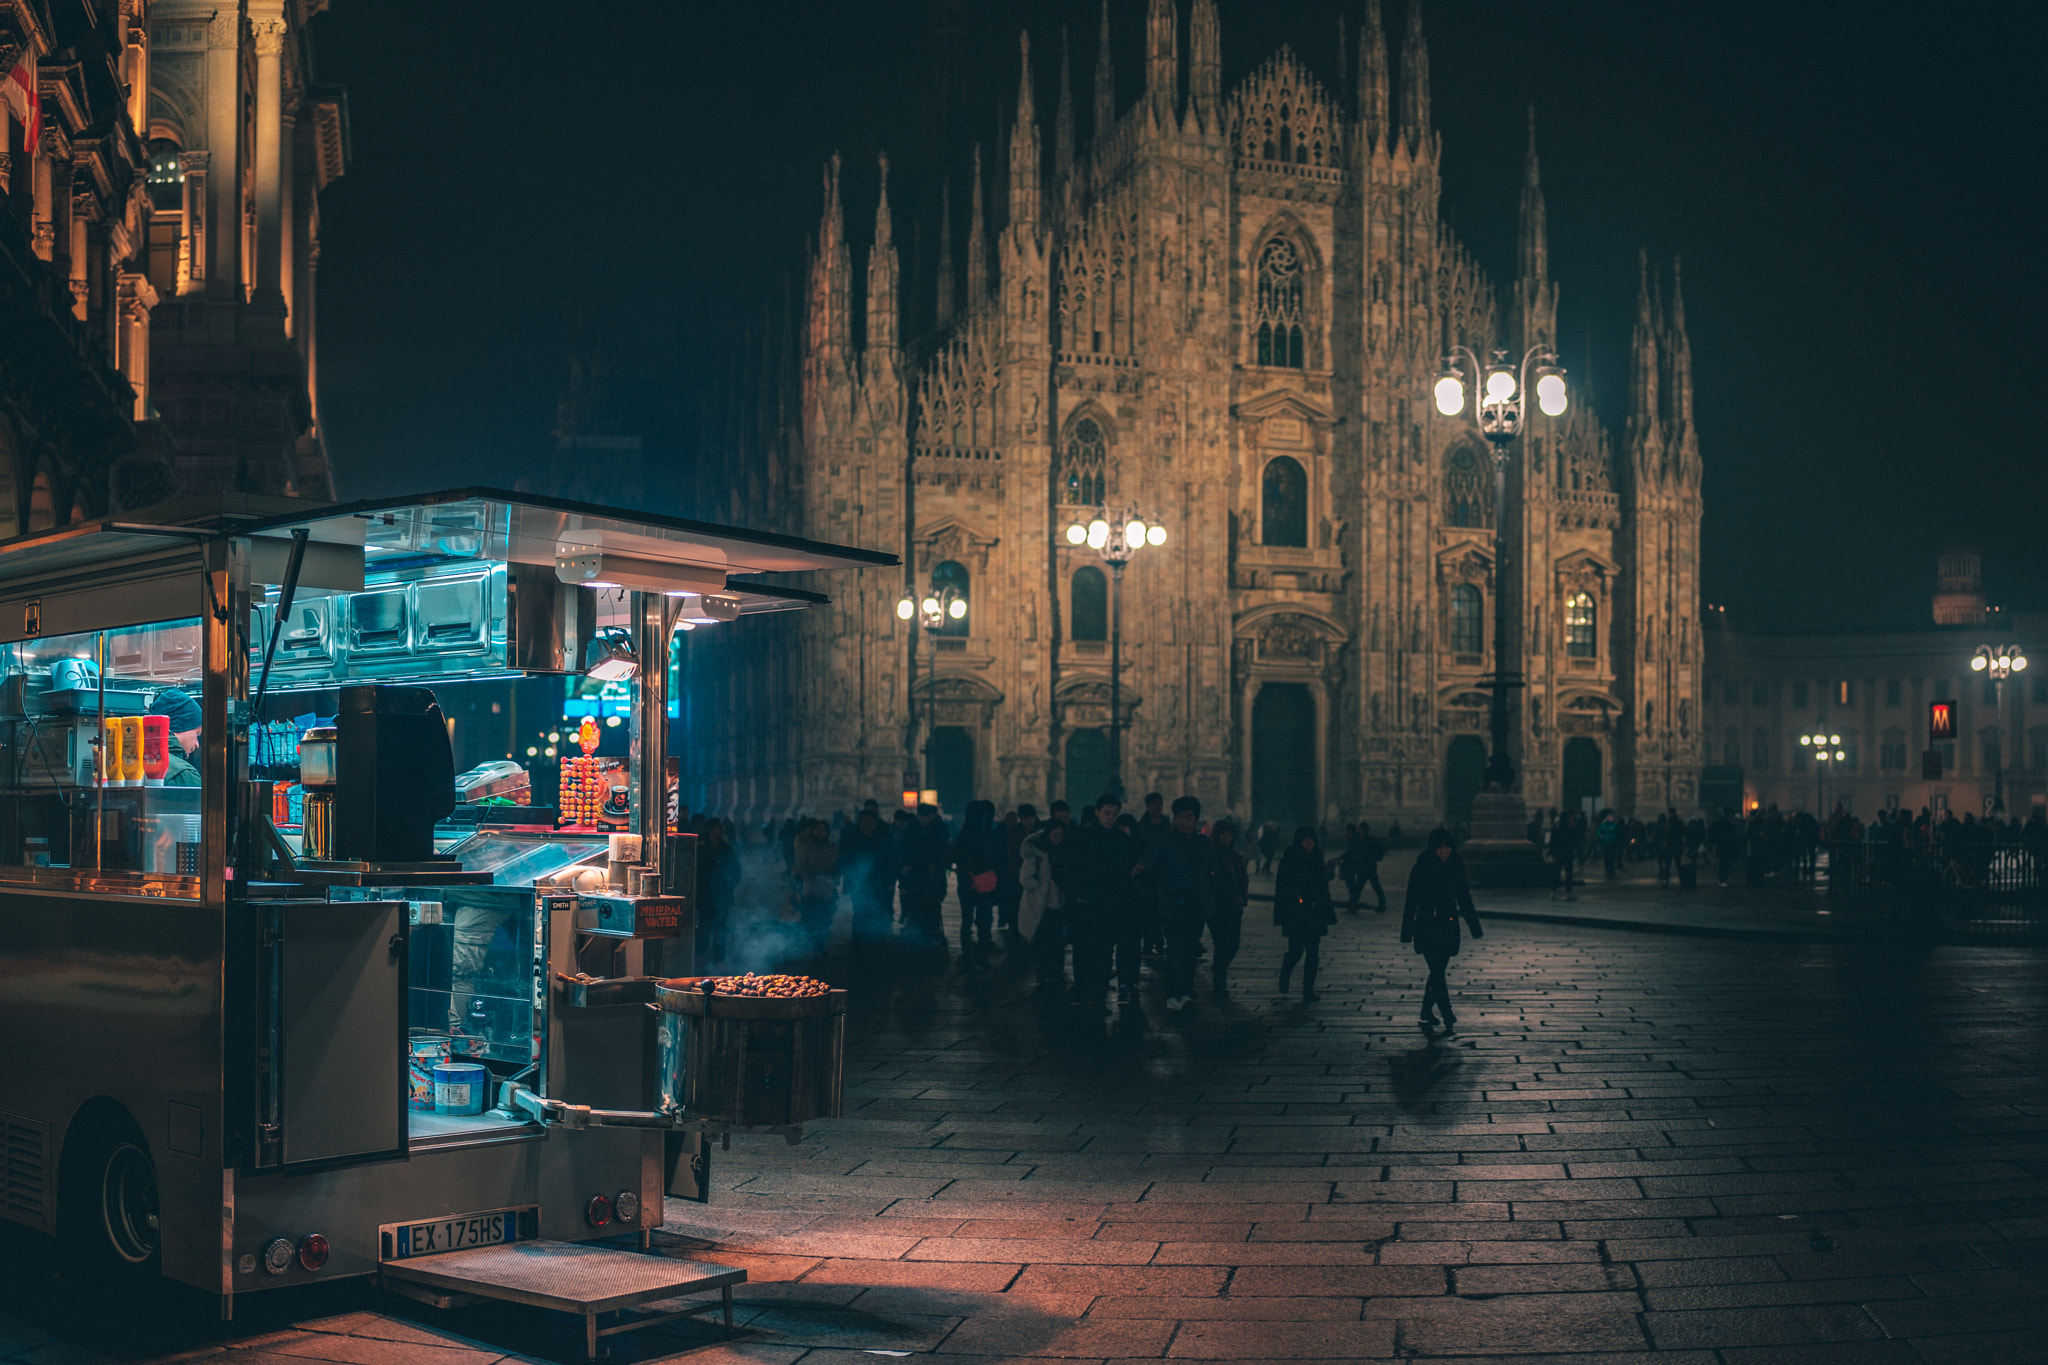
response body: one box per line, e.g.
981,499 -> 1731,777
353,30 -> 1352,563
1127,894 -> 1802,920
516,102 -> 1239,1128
0,488 -> 897,596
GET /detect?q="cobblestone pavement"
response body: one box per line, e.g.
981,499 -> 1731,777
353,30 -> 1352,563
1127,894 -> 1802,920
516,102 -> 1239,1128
4,903 -> 2044,1364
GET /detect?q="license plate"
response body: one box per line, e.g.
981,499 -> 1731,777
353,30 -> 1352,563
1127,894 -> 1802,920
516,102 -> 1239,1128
380,1206 -> 535,1260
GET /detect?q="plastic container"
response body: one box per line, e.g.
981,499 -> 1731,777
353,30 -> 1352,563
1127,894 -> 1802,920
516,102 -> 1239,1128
142,715 -> 170,786
408,1034 -> 450,1111
120,716 -> 144,787
433,1061 -> 489,1116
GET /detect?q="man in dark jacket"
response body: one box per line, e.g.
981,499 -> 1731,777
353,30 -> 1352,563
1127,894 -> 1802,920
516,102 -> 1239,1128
839,809 -> 899,946
1401,828 -> 1484,1029
898,803 -> 952,954
1055,792 -> 1143,1008
1134,796 -> 1218,1011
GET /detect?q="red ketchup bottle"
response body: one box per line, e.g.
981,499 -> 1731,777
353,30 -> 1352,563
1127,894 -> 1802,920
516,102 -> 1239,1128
141,714 -> 171,787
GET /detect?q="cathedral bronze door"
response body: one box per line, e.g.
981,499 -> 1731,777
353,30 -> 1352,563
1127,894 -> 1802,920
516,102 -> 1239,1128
1562,737 -> 1603,813
928,726 -> 975,816
1066,728 -> 1114,811
1252,683 -> 1316,832
1445,735 -> 1488,825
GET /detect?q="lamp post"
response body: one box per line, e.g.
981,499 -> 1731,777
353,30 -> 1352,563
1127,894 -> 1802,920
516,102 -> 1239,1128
897,580 -> 968,795
1798,728 -> 1844,819
1432,346 -> 1568,792
1062,506 -> 1167,799
1970,643 -> 2028,815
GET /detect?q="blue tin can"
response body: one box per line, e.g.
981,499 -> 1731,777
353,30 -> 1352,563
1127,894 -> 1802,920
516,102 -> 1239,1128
433,1061 -> 489,1116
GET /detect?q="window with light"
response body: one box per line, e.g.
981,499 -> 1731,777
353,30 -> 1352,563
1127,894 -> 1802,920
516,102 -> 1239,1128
1564,591 -> 1597,659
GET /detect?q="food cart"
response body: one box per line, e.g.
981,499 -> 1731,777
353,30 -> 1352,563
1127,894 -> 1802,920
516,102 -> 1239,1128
0,490 -> 890,1349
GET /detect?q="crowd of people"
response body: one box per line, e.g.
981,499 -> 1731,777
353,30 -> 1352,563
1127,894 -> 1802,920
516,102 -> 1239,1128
671,792 -> 1483,1028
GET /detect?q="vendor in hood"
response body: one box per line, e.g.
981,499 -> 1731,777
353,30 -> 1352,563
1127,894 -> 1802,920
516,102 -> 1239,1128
147,688 -> 202,787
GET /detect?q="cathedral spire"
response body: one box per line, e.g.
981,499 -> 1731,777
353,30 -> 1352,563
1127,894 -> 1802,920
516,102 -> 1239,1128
1008,32 -> 1041,233
812,153 -> 851,369
1188,0 -> 1220,133
1627,248 -> 1664,478
1666,254 -> 1696,460
1094,0 -> 1116,143
1145,0 -> 1177,126
1055,27 -> 1076,183
967,144 -> 988,306
935,178 -> 954,326
1398,0 -> 1431,152
1518,107 -> 1547,285
865,153 -> 899,358
1358,0 -> 1389,154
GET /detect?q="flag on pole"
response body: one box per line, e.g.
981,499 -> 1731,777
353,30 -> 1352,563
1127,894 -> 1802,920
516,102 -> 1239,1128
4,54 -> 40,151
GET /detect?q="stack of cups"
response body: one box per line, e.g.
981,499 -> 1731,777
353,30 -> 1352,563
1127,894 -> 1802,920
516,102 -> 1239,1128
607,833 -> 642,889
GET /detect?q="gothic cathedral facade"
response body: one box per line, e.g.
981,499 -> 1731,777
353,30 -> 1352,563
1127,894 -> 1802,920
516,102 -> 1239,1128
680,0 -> 1703,829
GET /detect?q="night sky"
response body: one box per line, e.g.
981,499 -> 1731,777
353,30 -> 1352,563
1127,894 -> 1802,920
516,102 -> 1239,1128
306,1 -> 2042,635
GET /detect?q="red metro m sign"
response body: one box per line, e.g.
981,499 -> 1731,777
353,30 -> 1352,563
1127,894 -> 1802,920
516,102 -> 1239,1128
1929,700 -> 1957,742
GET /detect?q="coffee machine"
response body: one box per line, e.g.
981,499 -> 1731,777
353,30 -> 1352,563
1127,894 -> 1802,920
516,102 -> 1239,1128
327,684 -> 456,864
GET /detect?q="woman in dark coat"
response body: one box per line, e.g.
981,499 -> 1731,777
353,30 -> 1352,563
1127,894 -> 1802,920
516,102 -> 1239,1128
1401,827 -> 1485,1028
1274,826 -> 1336,1002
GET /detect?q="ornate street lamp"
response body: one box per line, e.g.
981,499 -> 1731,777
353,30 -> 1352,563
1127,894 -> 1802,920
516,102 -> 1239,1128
1971,643 -> 2028,814
1432,345 -> 1566,792
1061,506 -> 1167,799
1798,728 -> 1845,819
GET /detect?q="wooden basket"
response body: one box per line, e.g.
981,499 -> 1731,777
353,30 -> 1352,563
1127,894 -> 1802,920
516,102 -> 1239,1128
654,984 -> 846,1128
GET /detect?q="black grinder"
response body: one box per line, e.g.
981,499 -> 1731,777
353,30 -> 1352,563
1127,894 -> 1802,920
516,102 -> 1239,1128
331,684 -> 455,864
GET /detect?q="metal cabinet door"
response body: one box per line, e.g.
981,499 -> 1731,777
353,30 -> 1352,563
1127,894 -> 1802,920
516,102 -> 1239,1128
278,901 -> 408,1167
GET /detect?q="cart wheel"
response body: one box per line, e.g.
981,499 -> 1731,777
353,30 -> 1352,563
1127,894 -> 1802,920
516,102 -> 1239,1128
64,1118 -> 161,1278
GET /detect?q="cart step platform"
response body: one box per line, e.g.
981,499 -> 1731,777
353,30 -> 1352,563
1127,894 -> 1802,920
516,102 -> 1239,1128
379,1239 -> 744,1357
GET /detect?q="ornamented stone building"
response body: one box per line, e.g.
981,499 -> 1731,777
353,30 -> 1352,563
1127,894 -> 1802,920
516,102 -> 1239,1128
682,0 -> 1704,829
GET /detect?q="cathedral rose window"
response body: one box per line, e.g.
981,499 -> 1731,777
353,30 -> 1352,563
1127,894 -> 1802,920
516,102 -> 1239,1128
1062,418 -> 1107,505
1253,238 -> 1306,368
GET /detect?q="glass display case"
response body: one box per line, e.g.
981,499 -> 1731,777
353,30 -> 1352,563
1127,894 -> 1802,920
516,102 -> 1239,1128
0,617 -> 207,893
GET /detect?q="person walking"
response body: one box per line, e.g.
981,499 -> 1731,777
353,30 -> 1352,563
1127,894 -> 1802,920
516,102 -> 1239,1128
1548,810 -> 1579,900
1000,804 -> 1038,936
1274,826 -> 1336,1003
1207,820 -> 1249,999
1134,796 -> 1219,1011
1401,828 -> 1485,1030
838,808 -> 899,947
1018,816 -> 1069,988
899,803 -> 952,955
1256,821 -> 1281,875
1596,809 -> 1622,880
792,818 -> 839,950
1344,821 -> 1389,913
952,800 -> 1003,969
1057,793 -> 1145,1009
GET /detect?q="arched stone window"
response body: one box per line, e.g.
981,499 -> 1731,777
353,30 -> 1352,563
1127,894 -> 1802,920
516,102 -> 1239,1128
1450,584 -> 1482,655
1061,418 -> 1107,506
1070,566 -> 1108,642
932,559 -> 970,638
1564,591 -> 1597,659
1445,448 -> 1490,528
1260,456 -> 1308,547
1253,238 -> 1306,369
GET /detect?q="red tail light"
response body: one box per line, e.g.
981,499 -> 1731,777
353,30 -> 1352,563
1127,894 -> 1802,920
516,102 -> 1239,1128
298,1233 -> 329,1271
586,1195 -> 612,1228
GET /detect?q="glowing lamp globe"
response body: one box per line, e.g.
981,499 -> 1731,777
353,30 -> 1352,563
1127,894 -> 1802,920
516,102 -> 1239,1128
1485,369 -> 1517,401
1972,655 -> 1987,671
1536,372 -> 1568,416
947,598 -> 966,620
2015,655 -> 2029,671
1125,520 -> 1147,549
1146,524 -> 1167,546
1065,523 -> 1088,545
1087,519 -> 1110,549
1433,374 -> 1465,416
